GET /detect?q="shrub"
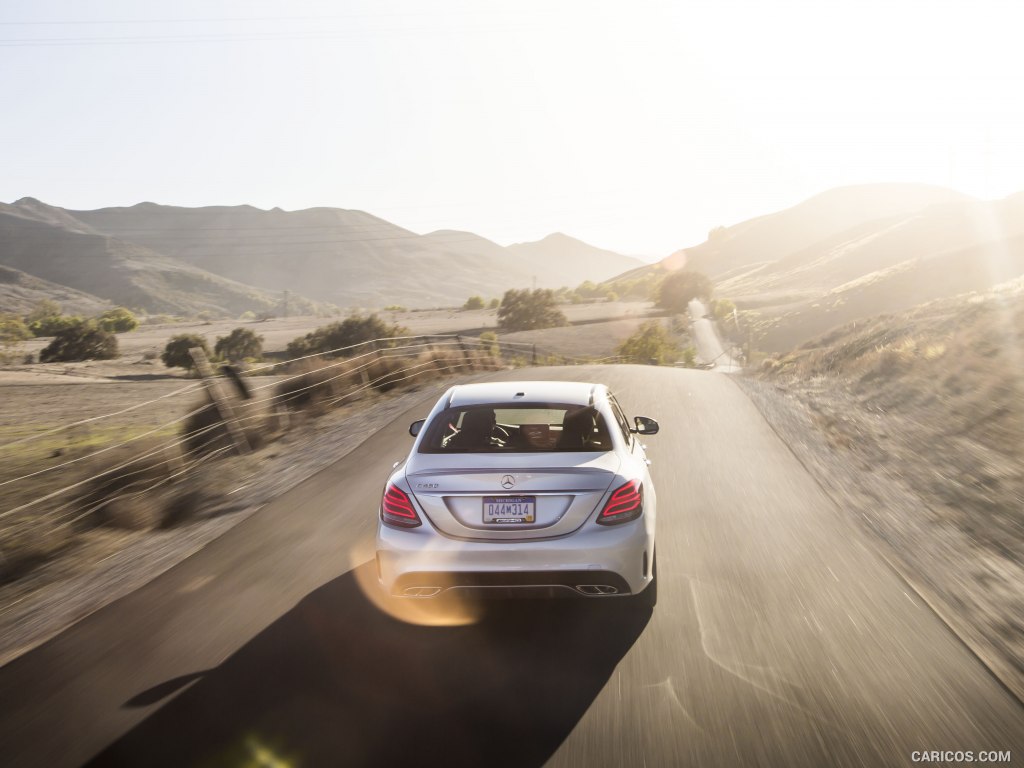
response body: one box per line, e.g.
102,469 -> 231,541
488,298 -> 500,309
238,310 -> 257,322
479,331 -> 499,356
24,299 -> 61,325
617,321 -> 680,365
27,314 -> 82,337
709,298 -> 736,321
656,270 -> 713,313
215,327 -> 263,362
0,314 -> 32,343
162,334 -> 210,371
39,321 -> 118,362
497,289 -> 567,332
463,296 -> 485,310
286,314 -> 409,359
95,307 -> 139,333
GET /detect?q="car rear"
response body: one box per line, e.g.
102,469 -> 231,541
375,382 -> 656,600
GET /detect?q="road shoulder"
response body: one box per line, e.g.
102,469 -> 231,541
735,374 -> 1024,706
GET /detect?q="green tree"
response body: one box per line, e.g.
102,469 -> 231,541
162,334 -> 210,371
39,321 -> 118,362
496,289 -> 568,332
95,307 -> 139,333
215,327 -> 264,362
286,313 -> 410,359
463,295 -> 485,310
488,298 -> 500,309
656,270 -> 713,313
617,321 -> 680,365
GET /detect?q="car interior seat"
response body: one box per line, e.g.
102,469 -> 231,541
557,407 -> 597,450
449,408 -> 496,449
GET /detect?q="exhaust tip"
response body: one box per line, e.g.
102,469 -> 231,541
402,586 -> 442,598
575,584 -> 619,596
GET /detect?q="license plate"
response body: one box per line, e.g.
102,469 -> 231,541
483,496 -> 536,524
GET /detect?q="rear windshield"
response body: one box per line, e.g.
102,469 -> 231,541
419,402 -> 614,453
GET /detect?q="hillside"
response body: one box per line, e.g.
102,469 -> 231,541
733,194 -> 1024,351
605,184 -> 968,290
682,183 -> 968,279
0,204 -> 298,317
70,203 -> 642,307
722,193 -> 1024,299
598,184 -> 1024,353
753,232 -> 1024,351
0,265 -> 111,317
505,233 -> 644,286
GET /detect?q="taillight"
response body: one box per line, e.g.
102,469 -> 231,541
597,480 -> 643,525
381,483 -> 421,528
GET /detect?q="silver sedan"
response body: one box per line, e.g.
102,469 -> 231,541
375,380 -> 660,605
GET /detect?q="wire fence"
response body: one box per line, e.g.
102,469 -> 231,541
0,333 -> 622,542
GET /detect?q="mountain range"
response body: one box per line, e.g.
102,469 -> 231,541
7,185 -> 1024,353
0,198 -> 643,316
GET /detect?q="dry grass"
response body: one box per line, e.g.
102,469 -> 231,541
759,285 -> 1024,681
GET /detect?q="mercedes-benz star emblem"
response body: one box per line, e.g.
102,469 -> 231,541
500,474 -> 516,489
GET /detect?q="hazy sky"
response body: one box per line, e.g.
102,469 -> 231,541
3,0 -> 1023,258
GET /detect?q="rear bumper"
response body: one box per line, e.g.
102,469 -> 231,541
376,515 -> 653,598
390,570 -> 632,599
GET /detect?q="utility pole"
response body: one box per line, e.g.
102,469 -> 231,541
282,289 -> 290,319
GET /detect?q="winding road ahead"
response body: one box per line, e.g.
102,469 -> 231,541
688,298 -> 742,372
2,366 -> 1021,767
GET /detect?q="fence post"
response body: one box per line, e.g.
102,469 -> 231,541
359,350 -> 375,387
532,344 -> 537,366
190,347 -> 251,455
456,335 -> 471,366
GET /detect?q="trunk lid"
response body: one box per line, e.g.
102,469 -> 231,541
405,451 -> 620,540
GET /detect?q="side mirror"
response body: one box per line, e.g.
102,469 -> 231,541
409,419 -> 425,437
632,416 -> 659,435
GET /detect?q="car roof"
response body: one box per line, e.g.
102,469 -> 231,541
447,381 -> 605,408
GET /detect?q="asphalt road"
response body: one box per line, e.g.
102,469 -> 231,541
688,299 -> 741,372
1,366 -> 1021,767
